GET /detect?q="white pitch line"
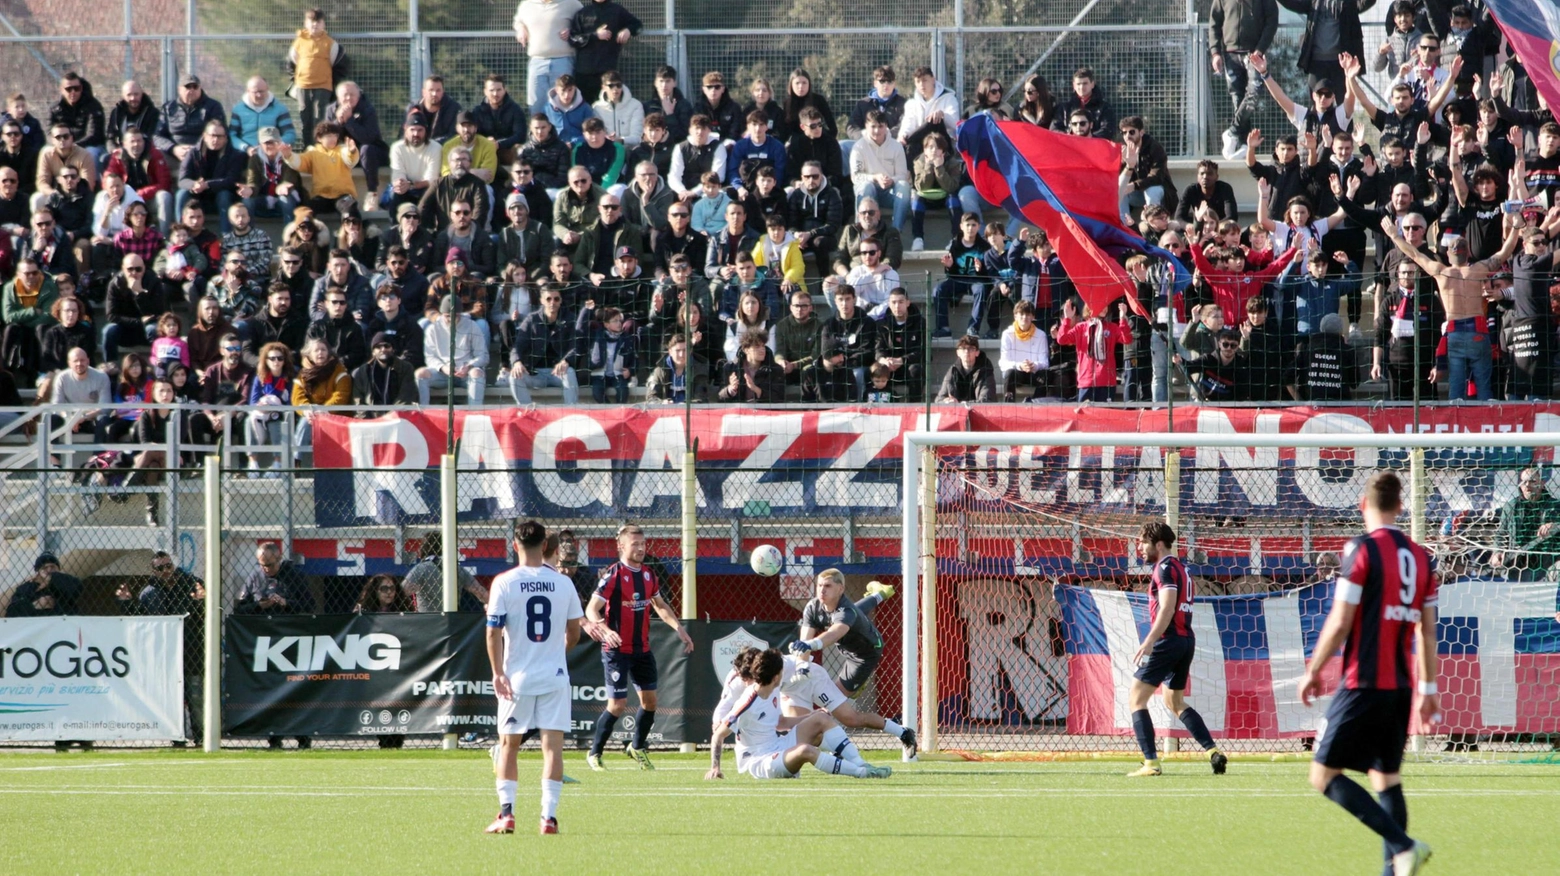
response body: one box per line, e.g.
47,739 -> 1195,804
3,786 -> 1558,799
0,762 -> 128,771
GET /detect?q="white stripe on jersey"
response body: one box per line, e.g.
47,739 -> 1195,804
487,564 -> 585,694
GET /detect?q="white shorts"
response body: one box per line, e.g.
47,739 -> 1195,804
781,669 -> 849,714
497,687 -> 571,736
736,733 -> 797,780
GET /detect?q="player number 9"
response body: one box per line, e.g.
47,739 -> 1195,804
526,595 -> 551,642
1396,548 -> 1417,605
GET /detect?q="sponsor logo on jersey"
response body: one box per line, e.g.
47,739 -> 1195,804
1383,604 -> 1422,623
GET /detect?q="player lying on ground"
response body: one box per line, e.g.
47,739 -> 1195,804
485,520 -> 584,836
707,648 -> 892,781
789,569 -> 894,696
726,644 -> 917,757
1127,521 -> 1228,777
1299,471 -> 1437,876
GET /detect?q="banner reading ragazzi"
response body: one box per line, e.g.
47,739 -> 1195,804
310,405 -> 1560,527
0,616 -> 184,741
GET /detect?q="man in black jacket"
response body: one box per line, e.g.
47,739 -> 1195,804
819,284 -> 877,402
364,282 -> 425,367
1209,0 -> 1280,160
1176,160 -> 1240,225
4,553 -> 81,617
568,0 -> 643,106
508,283 -> 580,404
1276,0 -> 1373,89
691,71 -> 745,144
787,160 -> 845,278
324,82 -> 386,203
235,543 -> 314,749
116,550 -> 206,744
48,73 -> 106,164
874,287 -> 926,401
245,283 -> 310,365
176,121 -> 244,233
474,74 -> 527,165
936,334 -> 996,402
156,74 -> 226,164
847,67 -> 907,140
305,287 -> 369,370
106,80 -> 160,153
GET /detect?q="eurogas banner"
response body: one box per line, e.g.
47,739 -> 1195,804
0,616 -> 184,741
224,614 -> 798,742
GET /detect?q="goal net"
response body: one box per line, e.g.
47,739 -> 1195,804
900,429 -> 1560,763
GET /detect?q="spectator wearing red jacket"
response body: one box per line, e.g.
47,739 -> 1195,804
1053,297 -> 1133,402
1189,241 -> 1298,328
105,125 -> 174,231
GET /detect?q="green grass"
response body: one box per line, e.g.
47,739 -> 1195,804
2,750 -> 1558,874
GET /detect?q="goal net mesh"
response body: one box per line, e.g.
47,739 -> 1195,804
922,437 -> 1560,763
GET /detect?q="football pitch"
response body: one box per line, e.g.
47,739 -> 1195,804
2,750 -> 1557,874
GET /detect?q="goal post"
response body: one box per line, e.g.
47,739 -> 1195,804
902,430 -> 1560,764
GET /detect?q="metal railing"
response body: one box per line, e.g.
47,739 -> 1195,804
1,16 -> 1219,156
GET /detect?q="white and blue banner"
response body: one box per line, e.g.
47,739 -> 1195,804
0,616 -> 185,741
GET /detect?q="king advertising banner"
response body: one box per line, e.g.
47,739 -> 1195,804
312,404 -> 1560,528
1056,581 -> 1560,738
0,616 -> 184,741
223,613 -> 794,743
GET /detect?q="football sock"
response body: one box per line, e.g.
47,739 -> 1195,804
540,778 -> 562,820
1377,784 -> 1408,873
591,711 -> 619,756
633,709 -> 655,748
883,718 -> 905,737
1131,709 -> 1158,762
854,594 -> 884,613
497,778 -> 517,813
821,725 -> 866,765
1323,775 -> 1413,856
1177,707 -> 1217,751
815,752 -> 867,777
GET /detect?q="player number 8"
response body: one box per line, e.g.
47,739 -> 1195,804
1396,548 -> 1416,605
525,595 -> 551,642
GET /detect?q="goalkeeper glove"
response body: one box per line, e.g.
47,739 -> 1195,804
788,639 -> 817,656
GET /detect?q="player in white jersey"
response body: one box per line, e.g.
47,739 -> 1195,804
715,646 -> 913,760
485,520 -> 584,836
706,648 -> 891,781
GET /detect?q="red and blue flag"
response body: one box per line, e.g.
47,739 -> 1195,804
956,115 -> 1188,319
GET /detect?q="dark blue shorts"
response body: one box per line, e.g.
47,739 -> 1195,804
601,650 -> 658,699
1314,688 -> 1412,775
1134,636 -> 1194,690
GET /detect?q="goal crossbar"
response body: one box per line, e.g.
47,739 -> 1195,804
899,430 -> 1560,757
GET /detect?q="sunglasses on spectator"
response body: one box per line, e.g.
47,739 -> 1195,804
53,132 -> 72,141
858,209 -> 878,215
327,299 -> 347,306
451,209 -> 471,216
125,266 -> 144,273
802,173 -> 821,179
791,302 -> 812,309
861,248 -> 880,256
1402,224 -> 1425,231
670,264 -> 691,271
804,123 -> 822,131
2,130 -> 20,136
282,259 -> 302,266
1220,343 -> 1238,349
34,219 -> 53,227
223,344 -> 243,352
377,584 -> 397,592
152,561 -> 174,571
600,204 -> 620,211
669,211 -> 690,218
64,85 -> 81,93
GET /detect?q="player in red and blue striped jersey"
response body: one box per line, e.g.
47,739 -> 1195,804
1300,472 -> 1438,876
583,524 -> 694,771
1126,521 -> 1227,777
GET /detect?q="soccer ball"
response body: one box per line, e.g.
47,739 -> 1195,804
749,544 -> 784,577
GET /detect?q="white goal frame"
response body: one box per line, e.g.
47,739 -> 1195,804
899,430 -> 1560,757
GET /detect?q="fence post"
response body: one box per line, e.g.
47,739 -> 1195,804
680,439 -> 697,755
161,37 -> 175,105
1164,450 -> 1180,534
441,453 -> 458,751
203,454 -> 221,752
930,30 -> 946,87
1409,447 -> 1427,543
166,412 -> 180,548
918,443 -> 937,757
952,0 -> 965,125
1183,4 -> 1205,157
900,438 -> 920,756
34,421 -> 50,555
184,0 -> 195,79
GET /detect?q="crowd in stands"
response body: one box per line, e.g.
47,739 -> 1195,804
0,0 -> 1556,462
